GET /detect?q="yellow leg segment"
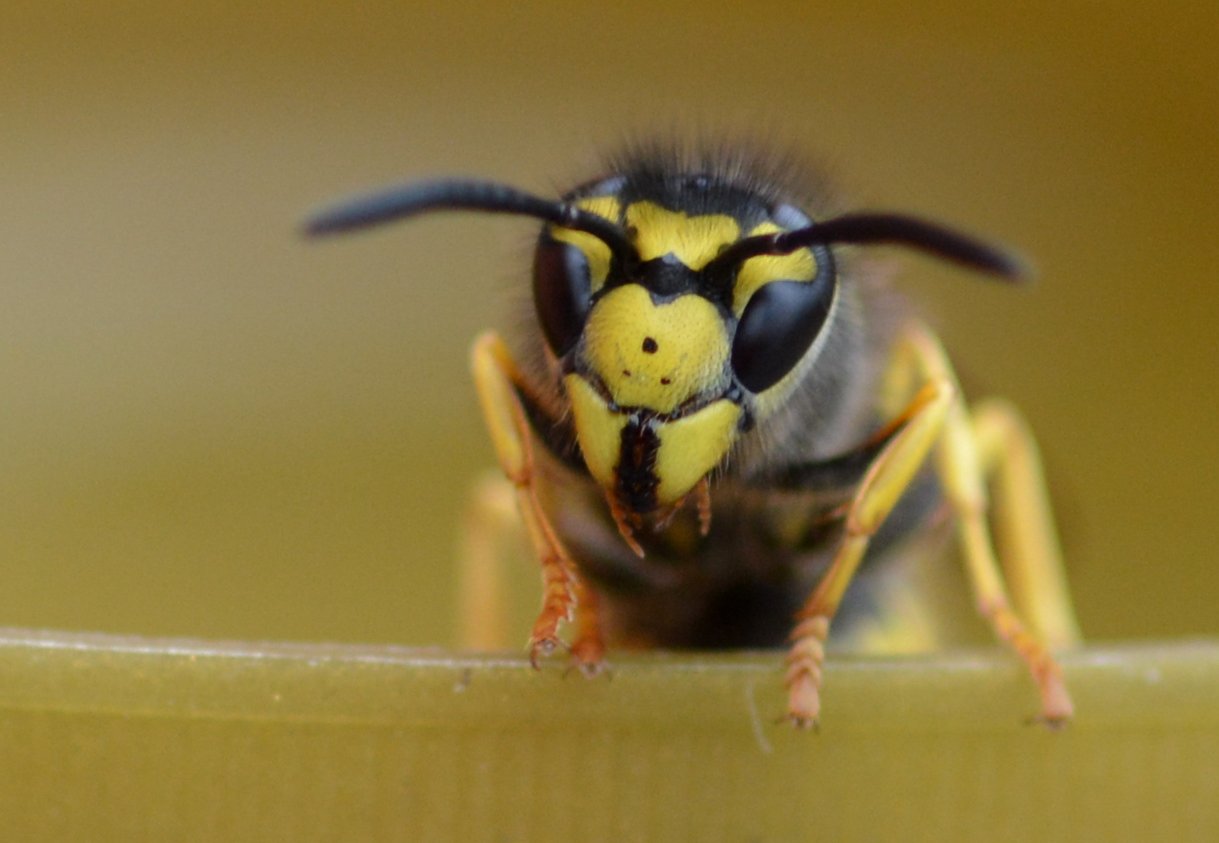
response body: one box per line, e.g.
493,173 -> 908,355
923,334 -> 1075,726
785,321 -> 1075,728
469,331 -> 604,670
456,472 -> 519,651
972,399 -> 1082,650
786,379 -> 954,727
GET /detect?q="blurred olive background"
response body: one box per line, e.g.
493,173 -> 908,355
3,1 -> 1216,647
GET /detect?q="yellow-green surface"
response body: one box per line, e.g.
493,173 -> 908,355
1,630 -> 1216,841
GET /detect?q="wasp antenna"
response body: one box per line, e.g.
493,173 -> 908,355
708,212 -> 1031,282
303,178 -> 638,263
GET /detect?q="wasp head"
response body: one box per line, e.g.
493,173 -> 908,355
535,176 -> 839,516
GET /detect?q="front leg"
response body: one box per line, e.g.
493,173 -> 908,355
469,331 -> 604,671
785,378 -> 955,728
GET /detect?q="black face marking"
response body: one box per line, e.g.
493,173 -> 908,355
641,337 -> 658,354
615,415 -> 661,513
639,254 -> 699,298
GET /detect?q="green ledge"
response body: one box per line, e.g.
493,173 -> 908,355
1,629 -> 1216,841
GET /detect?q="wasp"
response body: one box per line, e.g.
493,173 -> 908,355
306,143 -> 1081,728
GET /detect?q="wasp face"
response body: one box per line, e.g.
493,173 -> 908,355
563,280 -> 741,513
532,177 -> 836,515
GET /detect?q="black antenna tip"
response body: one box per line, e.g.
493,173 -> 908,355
301,213 -> 343,238
955,235 -> 1036,284
300,188 -> 425,238
990,248 -> 1037,283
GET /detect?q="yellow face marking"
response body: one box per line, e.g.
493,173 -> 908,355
654,399 -> 741,504
732,221 -> 818,315
564,373 -> 627,490
625,201 -> 740,270
548,195 -> 622,292
566,373 -> 741,507
583,285 -> 729,414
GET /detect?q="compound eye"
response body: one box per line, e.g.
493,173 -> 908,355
532,235 -> 593,357
730,275 -> 835,393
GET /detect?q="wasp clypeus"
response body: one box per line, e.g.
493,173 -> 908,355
306,143 -> 1081,728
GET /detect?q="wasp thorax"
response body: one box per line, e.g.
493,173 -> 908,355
582,285 -> 729,413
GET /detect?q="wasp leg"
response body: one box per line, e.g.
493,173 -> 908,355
569,575 -> 607,675
470,331 -> 603,671
971,399 -> 1082,650
456,471 -> 520,651
785,378 -> 954,728
899,324 -> 1073,726
784,322 -> 1076,728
